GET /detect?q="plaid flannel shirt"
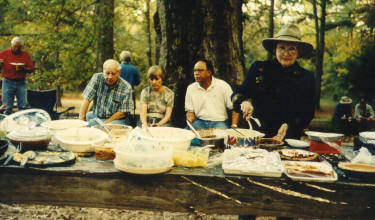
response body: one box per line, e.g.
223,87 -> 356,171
82,73 -> 134,118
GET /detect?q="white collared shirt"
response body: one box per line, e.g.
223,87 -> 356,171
185,76 -> 233,121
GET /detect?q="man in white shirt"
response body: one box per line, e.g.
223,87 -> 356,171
185,59 -> 235,129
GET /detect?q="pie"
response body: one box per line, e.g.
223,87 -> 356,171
283,161 -> 335,177
338,162 -> 375,172
277,149 -> 318,161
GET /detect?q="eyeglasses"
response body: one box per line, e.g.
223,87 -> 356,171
104,71 -> 118,75
194,69 -> 206,73
276,45 -> 298,55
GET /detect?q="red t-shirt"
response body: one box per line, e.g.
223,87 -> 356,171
0,48 -> 34,80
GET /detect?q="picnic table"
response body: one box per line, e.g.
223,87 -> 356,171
1,153 -> 375,219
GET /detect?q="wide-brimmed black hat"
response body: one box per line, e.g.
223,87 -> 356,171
262,24 -> 313,57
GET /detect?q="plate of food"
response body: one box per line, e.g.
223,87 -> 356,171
12,150 -> 76,167
277,149 -> 318,161
283,161 -> 338,182
285,139 -> 309,148
10,62 -> 25,66
338,162 -> 375,180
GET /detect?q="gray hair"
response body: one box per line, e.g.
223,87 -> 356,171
103,59 -> 121,72
11,37 -> 24,46
119,51 -> 131,63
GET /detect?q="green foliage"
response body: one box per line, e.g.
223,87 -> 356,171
344,42 -> 375,103
0,0 -> 152,96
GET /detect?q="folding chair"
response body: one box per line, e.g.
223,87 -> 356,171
27,89 -> 75,120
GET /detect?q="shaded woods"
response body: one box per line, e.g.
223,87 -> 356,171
0,0 -> 374,123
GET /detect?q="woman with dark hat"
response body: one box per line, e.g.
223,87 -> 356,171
232,24 -> 315,140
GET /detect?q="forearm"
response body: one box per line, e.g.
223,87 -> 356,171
140,104 -> 148,126
158,107 -> 173,126
104,112 -> 126,124
231,110 -> 240,127
186,112 -> 196,123
79,99 -> 90,121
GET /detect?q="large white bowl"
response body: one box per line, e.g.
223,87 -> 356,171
137,127 -> 195,152
42,119 -> 89,144
54,127 -> 108,152
41,119 -> 88,131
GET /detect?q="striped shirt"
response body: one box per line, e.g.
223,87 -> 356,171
82,73 -> 134,118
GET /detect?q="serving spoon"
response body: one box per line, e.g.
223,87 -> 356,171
94,118 -> 111,133
186,120 -> 201,138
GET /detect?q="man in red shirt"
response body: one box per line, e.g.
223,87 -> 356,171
0,37 -> 34,114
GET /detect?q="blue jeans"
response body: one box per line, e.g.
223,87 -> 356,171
136,117 -> 172,127
186,119 -> 228,146
190,119 -> 228,130
2,78 -> 27,115
86,111 -> 131,127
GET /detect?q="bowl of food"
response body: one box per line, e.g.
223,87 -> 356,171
197,128 -> 225,151
258,138 -> 284,151
94,124 -> 132,141
223,129 -> 265,149
54,127 -> 108,152
136,127 -> 195,152
6,127 -> 51,152
95,142 -> 117,160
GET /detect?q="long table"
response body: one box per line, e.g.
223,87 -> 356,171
1,154 -> 375,219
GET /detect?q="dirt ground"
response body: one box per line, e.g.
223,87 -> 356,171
0,203 -> 243,220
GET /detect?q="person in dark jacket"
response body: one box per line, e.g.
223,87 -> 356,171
332,96 -> 355,136
232,24 -> 315,140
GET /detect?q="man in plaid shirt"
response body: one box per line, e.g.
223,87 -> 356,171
79,59 -> 134,126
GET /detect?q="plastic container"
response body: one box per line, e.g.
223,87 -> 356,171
309,140 -> 342,154
173,147 -> 210,168
54,127 -> 108,152
0,109 -> 51,133
222,148 -> 283,177
114,138 -> 173,174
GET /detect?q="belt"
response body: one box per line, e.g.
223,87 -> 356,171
5,77 -> 25,82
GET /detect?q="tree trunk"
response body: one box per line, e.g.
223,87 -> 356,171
267,0 -> 274,60
312,0 -> 326,110
96,0 -> 114,72
316,0 -> 326,110
156,0 -> 245,127
153,11 -> 160,64
145,0 -> 152,66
